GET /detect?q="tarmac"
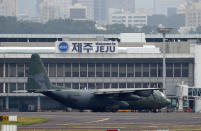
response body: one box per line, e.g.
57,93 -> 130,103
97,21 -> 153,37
1,112 -> 201,130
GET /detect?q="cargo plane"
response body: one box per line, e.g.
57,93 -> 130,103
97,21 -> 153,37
27,54 -> 170,112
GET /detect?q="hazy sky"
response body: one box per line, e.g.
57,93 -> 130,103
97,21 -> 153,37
136,0 -> 153,9
17,0 -> 37,17
17,0 -> 154,16
17,0 -> 185,17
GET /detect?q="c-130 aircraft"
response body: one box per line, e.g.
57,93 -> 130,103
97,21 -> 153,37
27,54 -> 170,112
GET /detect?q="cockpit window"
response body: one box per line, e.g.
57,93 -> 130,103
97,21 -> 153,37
154,90 -> 166,98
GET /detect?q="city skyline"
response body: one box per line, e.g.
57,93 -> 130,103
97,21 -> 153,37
17,0 -> 186,18
2,0 -> 197,32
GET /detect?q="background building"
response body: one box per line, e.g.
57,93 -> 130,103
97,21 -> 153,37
185,1 -> 201,29
36,0 -> 43,17
108,9 -> 147,28
40,0 -> 72,23
94,0 -> 107,25
76,0 -> 94,20
153,0 -> 185,15
177,1 -> 201,33
167,8 -> 177,17
69,3 -> 87,20
177,4 -> 186,15
0,0 -> 16,16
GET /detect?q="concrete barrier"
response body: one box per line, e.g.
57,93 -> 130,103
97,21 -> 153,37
9,116 -> 17,122
1,125 -> 17,131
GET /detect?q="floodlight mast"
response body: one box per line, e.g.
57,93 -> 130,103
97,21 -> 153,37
157,27 -> 172,94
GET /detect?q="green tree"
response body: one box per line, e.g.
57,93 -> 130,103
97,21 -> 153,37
0,16 -> 181,34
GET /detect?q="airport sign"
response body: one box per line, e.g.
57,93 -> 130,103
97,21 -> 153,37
58,42 -> 69,52
55,41 -> 118,53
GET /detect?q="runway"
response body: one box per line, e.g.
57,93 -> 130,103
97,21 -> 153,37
1,112 -> 201,130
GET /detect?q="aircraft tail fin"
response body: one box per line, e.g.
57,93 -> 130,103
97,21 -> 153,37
27,54 -> 52,92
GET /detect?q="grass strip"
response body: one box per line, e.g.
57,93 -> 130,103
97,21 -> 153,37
0,117 -> 48,126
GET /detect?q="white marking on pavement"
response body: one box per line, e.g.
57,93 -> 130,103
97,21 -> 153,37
59,118 -> 110,126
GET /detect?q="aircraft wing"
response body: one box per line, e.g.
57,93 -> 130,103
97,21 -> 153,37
94,88 -> 161,95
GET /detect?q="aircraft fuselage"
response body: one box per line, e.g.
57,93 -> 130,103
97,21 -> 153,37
42,89 -> 170,112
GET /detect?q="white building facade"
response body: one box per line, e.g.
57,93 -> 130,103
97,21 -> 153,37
108,9 -> 147,28
185,1 -> 201,29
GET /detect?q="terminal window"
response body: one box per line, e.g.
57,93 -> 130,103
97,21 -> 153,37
88,83 -> 95,89
104,64 -> 110,77
104,83 -> 110,89
135,64 -> 142,77
127,83 -> 134,88
49,64 -> 56,77
80,64 -> 87,77
182,63 -> 189,77
150,64 -> 157,77
65,64 -> 71,77
0,62 -> 190,79
80,83 -> 87,89
88,64 -> 95,77
143,64 -> 149,77
174,63 -> 181,77
96,83 -> 103,89
111,64 -> 118,77
158,64 -> 163,77
0,64 -> 3,77
166,63 -> 173,77
65,83 -> 71,88
0,83 -> 3,93
96,63 -> 103,77
127,64 -> 134,77
119,64 -> 126,77
119,83 -> 126,88
17,83 -> 24,90
72,64 -> 79,77
57,63 -> 64,77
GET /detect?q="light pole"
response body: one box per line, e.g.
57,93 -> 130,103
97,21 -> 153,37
3,53 -> 9,111
157,27 -> 172,94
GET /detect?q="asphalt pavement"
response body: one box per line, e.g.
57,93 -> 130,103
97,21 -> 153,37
1,112 -> 201,130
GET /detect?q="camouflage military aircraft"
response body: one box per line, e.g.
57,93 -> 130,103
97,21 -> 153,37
27,54 -> 170,112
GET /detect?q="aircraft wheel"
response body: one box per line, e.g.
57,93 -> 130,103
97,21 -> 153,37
153,109 -> 159,113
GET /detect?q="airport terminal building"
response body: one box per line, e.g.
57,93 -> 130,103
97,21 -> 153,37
0,33 -> 199,112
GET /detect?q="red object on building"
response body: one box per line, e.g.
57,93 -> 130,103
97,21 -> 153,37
107,129 -> 120,131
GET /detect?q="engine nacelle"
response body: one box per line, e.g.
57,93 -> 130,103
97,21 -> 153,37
126,94 -> 140,101
118,101 -> 129,108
